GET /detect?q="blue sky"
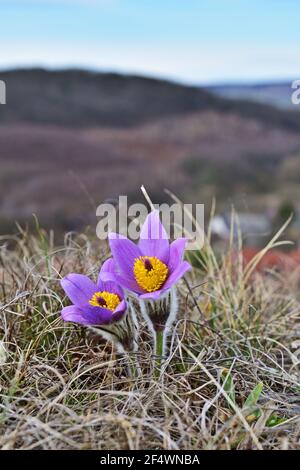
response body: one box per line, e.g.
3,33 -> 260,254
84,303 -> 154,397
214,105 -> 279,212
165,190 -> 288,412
0,0 -> 299,84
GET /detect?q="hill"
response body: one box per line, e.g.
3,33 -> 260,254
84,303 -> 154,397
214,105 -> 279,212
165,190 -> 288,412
208,82 -> 298,111
1,69 -> 300,130
1,69 -> 300,234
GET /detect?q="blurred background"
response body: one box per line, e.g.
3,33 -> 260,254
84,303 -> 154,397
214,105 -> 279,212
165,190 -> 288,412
1,0 -> 300,247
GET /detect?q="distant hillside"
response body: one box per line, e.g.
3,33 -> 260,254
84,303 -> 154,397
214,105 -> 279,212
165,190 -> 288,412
208,82 -> 297,111
1,68 -> 300,235
1,69 -> 300,130
1,111 -> 300,233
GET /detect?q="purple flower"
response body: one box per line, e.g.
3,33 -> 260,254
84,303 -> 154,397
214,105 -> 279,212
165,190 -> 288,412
106,210 -> 191,300
60,259 -> 126,326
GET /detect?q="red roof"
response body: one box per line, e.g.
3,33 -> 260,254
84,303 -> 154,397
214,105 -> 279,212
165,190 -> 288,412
241,247 -> 300,272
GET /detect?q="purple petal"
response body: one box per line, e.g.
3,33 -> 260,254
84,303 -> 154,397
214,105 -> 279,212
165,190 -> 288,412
114,299 -> 126,314
168,238 -> 187,273
83,305 -> 116,325
108,272 -> 144,295
112,299 -> 127,322
139,289 -> 165,300
163,261 -> 191,290
108,233 -> 142,279
60,274 -> 96,306
61,302 -> 126,326
100,259 -> 142,294
97,258 -> 124,298
61,304 -> 115,325
83,303 -> 127,325
138,211 -> 170,263
61,305 -> 91,325
140,261 -> 191,299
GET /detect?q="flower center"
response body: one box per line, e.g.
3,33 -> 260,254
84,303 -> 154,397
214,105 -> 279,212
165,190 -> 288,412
89,291 -> 120,311
133,256 -> 168,292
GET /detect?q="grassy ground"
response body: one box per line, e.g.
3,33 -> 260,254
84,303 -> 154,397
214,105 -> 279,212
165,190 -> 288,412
1,224 -> 300,450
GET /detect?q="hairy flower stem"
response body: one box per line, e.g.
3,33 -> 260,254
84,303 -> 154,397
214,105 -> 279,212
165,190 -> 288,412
138,287 -> 178,378
154,329 -> 164,378
90,306 -> 138,377
125,352 -> 138,379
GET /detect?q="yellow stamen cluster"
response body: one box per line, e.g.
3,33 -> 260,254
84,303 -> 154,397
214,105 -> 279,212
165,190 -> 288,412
133,256 -> 168,292
89,291 -> 120,311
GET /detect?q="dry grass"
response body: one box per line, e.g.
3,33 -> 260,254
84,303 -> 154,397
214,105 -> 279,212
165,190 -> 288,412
1,224 -> 300,450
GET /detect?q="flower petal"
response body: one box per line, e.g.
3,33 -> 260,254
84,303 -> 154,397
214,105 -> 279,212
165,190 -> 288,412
108,233 -> 142,279
138,210 -> 169,263
112,299 -> 127,322
114,299 -> 127,314
83,305 -> 116,325
168,238 -> 187,272
139,289 -> 165,300
110,272 -> 144,294
97,258 -> 124,298
61,304 -> 116,325
138,241 -> 190,299
163,261 -> 191,290
61,305 -> 91,325
60,274 -> 96,306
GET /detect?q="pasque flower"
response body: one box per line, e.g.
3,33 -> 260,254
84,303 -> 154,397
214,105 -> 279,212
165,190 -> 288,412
60,259 -> 126,326
106,210 -> 191,300
60,259 -> 138,358
105,210 -> 192,375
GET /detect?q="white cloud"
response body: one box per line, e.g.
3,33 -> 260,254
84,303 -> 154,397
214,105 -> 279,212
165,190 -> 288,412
1,41 -> 299,84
